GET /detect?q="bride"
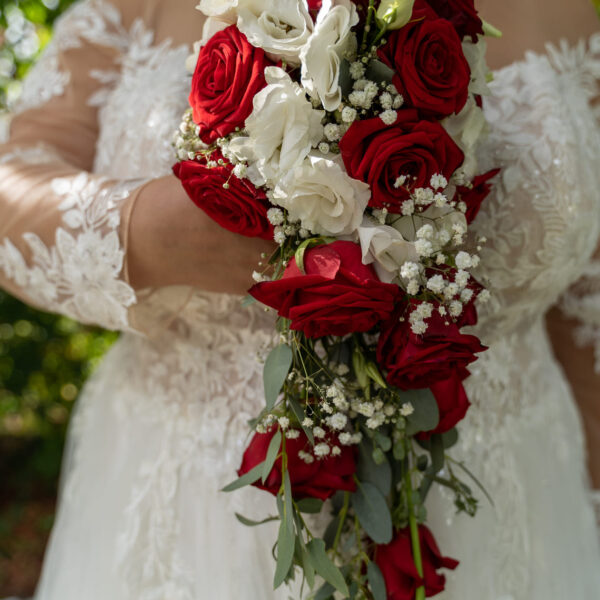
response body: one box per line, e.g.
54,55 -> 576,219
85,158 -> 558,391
0,0 -> 599,598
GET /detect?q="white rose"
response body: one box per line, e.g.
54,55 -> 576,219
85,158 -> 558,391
228,67 -> 324,185
273,154 -> 369,236
357,219 -> 419,283
237,0 -> 313,65
300,0 -> 358,111
196,0 -> 239,18
442,95 -> 487,180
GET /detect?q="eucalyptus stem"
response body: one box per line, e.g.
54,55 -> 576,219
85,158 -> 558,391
333,491 -> 351,553
360,0 -> 377,53
404,443 -> 426,600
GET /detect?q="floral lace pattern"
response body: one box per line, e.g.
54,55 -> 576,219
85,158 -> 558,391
17,0 -> 127,112
0,172 -> 142,330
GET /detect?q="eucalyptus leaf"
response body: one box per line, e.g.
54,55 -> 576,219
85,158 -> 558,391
222,462 -> 263,492
264,344 -> 293,411
338,58 -> 353,96
307,539 -> 349,596
235,513 -> 279,527
367,561 -> 387,600
301,545 -> 316,589
323,514 -> 340,548
283,471 -> 294,531
442,427 -> 459,449
313,582 -> 335,600
357,440 -> 392,497
373,430 -> 392,453
273,518 -> 295,589
365,59 -> 395,84
241,294 -> 257,307
429,434 -> 445,475
262,429 -> 282,483
296,498 -> 324,514
404,388 -> 440,435
351,482 -> 393,544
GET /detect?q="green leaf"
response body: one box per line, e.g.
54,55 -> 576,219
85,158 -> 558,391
288,395 -> 314,444
367,561 -> 387,600
235,513 -> 279,527
264,344 -> 293,410
283,470 -> 294,531
357,439 -> 392,497
365,361 -> 388,389
338,58 -> 353,96
374,430 -> 392,453
273,518 -> 295,589
307,539 -> 349,596
429,434 -> 445,475
404,388 -> 440,435
241,294 -> 257,307
442,427 -> 459,449
221,462 -> 263,492
313,582 -> 335,600
365,59 -> 395,84
301,545 -> 316,589
351,482 -> 393,544
296,498 -> 324,514
262,429 -> 282,483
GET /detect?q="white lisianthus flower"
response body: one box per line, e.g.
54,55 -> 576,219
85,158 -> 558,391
227,67 -> 324,185
300,0 -> 359,111
462,37 -> 490,97
376,0 -> 415,30
357,219 -> 419,283
237,0 -> 313,65
442,95 -> 487,180
196,0 -> 239,18
273,154 -> 369,236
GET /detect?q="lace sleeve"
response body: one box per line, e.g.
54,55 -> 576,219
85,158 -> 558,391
0,0 -> 148,331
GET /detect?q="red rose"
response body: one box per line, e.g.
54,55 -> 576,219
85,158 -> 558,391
238,428 -> 357,501
189,25 -> 271,144
339,110 -> 464,210
375,525 -> 458,600
423,0 -> 484,41
376,302 -> 486,391
454,168 -> 500,224
250,241 -> 401,338
424,370 -> 471,438
377,18 -> 470,118
173,156 -> 274,240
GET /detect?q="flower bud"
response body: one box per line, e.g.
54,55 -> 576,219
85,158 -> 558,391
376,0 -> 415,30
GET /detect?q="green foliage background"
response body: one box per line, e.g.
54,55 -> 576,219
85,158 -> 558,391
0,0 -> 117,492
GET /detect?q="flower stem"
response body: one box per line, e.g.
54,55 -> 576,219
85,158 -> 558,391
333,491 -> 350,553
404,443 -> 426,600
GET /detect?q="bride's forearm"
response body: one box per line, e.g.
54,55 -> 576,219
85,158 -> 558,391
126,175 -> 275,295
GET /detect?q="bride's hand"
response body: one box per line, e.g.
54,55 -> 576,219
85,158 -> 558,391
127,174 -> 276,295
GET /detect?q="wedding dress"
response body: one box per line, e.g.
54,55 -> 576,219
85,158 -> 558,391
0,1 -> 599,598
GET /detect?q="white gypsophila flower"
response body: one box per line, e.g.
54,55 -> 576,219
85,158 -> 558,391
327,413 -> 348,430
434,193 -> 448,208
233,163 -> 248,179
278,416 -> 290,430
314,442 -> 331,457
366,413 -> 386,429
313,426 -> 326,438
455,269 -> 470,288
461,288 -> 474,302
416,302 -> 433,319
357,402 -> 375,418
407,280 -> 420,295
267,207 -> 285,226
436,253 -> 447,265
339,432 -> 353,445
351,432 -> 363,444
400,261 -> 420,281
400,402 -> 414,416
438,305 -> 447,316
471,254 -> 481,267
324,123 -> 342,141
336,364 -> 350,376
393,94 -> 404,109
331,446 -> 342,456
478,289 -> 491,303
455,251 -> 473,270
237,0 -> 313,65
252,270 -> 265,282
302,417 -> 314,428
274,229 -> 286,245
394,175 -> 407,188
427,274 -> 445,294
300,0 -> 359,111
411,319 -> 428,335
380,92 -> 393,110
341,105 -> 358,123
384,405 -> 396,417
318,142 -> 331,154
430,173 -> 448,190
458,201 -> 467,213
449,300 -> 463,317
298,450 -> 315,464
357,219 -> 419,283
349,60 -> 365,79
442,95 -> 487,180
379,109 -> 398,125
228,67 -> 324,185
414,187 -> 434,205
416,224 -> 435,240
415,239 -> 434,257
444,282 -> 459,300
286,429 -> 301,439
273,154 -> 369,237
401,199 -> 414,216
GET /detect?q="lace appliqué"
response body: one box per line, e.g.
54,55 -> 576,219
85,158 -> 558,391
0,172 -> 142,330
17,0 -> 127,112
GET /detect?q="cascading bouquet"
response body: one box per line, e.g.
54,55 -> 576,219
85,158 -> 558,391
173,0 -> 500,598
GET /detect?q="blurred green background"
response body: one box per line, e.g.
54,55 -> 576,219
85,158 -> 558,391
0,1 -> 117,595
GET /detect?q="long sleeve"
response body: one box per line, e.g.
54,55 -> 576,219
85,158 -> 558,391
0,0 -> 147,331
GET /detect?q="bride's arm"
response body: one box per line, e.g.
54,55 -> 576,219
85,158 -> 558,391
0,0 -> 270,332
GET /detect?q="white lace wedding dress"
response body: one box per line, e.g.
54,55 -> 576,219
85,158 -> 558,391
0,1 -> 599,599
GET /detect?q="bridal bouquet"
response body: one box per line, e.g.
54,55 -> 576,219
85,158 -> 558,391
173,0 -> 499,597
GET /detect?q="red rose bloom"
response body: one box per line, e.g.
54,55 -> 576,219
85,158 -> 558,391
424,370 -> 471,438
376,302 -> 486,391
375,525 -> 458,600
454,168 -> 500,224
423,0 -> 484,41
377,17 -> 471,118
173,157 -> 274,240
189,25 -> 271,144
250,241 -> 401,338
339,110 -> 464,210
238,428 -> 357,501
